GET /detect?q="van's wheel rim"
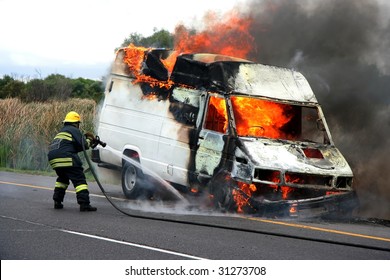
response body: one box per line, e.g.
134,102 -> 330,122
124,165 -> 137,192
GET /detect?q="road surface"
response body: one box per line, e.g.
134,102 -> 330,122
1,171 -> 389,260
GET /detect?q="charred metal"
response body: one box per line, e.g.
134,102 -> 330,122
94,47 -> 358,218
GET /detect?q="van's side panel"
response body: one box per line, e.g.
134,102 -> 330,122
156,88 -> 202,186
98,76 -> 169,175
157,119 -> 193,185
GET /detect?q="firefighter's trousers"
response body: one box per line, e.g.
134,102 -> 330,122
52,166 -> 91,205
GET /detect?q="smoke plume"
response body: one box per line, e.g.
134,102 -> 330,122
176,0 -> 390,219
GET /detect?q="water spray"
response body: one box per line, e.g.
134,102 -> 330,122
82,135 -> 196,220
103,145 -> 188,203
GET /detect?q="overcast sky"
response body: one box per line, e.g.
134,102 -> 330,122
0,0 -> 240,80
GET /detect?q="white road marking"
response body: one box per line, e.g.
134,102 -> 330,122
0,214 -> 207,260
60,229 -> 207,260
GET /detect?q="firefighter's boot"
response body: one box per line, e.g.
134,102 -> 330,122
54,201 -> 64,209
80,204 -> 97,212
53,187 -> 66,209
77,189 -> 97,212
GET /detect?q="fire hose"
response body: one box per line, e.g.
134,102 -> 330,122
81,136 -> 390,253
82,135 -> 141,217
82,135 -> 190,219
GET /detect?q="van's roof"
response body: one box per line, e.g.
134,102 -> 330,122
171,54 -> 317,103
232,62 -> 317,103
114,49 -> 318,103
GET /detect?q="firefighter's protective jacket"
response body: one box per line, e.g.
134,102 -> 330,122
48,124 -> 90,168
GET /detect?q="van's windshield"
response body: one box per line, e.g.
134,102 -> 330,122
230,96 -> 327,144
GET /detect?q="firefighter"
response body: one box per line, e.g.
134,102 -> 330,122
48,111 -> 98,211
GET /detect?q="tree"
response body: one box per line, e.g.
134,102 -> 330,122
22,78 -> 49,102
71,78 -> 104,102
0,74 -> 104,102
44,74 -> 72,100
0,75 -> 25,99
120,28 -> 174,49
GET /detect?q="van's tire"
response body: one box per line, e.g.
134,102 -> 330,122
121,161 -> 143,199
208,169 -> 236,212
212,183 -> 235,211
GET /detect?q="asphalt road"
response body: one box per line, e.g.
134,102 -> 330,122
1,171 -> 390,260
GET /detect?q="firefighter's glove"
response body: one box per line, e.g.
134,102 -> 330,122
85,132 -> 95,141
84,132 -> 96,148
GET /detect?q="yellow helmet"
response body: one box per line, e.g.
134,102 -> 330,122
63,111 -> 81,123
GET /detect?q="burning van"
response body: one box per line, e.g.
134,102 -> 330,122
92,45 -> 358,217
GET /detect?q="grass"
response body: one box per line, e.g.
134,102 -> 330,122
0,98 -> 96,171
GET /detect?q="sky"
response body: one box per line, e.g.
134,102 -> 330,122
0,0 -> 241,80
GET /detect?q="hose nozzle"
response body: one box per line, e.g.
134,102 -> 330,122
95,135 -> 106,147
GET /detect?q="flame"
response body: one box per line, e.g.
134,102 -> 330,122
123,44 -> 175,89
141,94 -> 158,100
280,186 -> 293,199
205,96 -> 295,210
174,11 -> 254,59
190,187 -> 199,193
205,96 -> 228,133
268,184 -> 293,200
270,174 -> 296,200
326,191 -> 342,196
122,10 -> 255,94
231,97 -> 293,139
122,44 -> 148,74
233,182 -> 257,213
289,203 -> 298,215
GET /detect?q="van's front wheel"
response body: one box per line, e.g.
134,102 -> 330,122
121,162 -> 142,199
208,169 -> 236,212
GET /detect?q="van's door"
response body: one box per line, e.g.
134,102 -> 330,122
156,88 -> 202,186
195,95 -> 228,180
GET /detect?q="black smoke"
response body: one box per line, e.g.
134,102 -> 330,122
182,0 -> 390,219
244,0 -> 390,219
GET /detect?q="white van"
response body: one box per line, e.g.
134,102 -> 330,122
92,47 -> 358,217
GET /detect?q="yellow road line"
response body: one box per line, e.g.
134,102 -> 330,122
247,217 -> 390,243
0,181 -> 53,191
0,180 -> 104,198
0,180 -> 126,201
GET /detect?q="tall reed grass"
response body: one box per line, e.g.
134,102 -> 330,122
0,98 -> 96,171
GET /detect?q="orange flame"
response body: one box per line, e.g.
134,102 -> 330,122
122,11 -> 255,92
174,11 -> 255,59
205,96 -> 228,133
268,185 -> 293,200
161,52 -> 179,73
123,44 -> 175,89
267,173 -> 295,200
123,44 -> 148,74
280,186 -> 293,199
205,96 -> 295,210
231,97 -> 293,139
233,182 -> 257,213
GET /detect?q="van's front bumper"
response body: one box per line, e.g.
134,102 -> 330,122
253,191 -> 359,218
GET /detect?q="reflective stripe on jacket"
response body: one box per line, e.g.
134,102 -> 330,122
47,124 -> 89,168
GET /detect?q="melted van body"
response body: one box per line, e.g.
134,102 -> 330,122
93,47 -> 358,217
